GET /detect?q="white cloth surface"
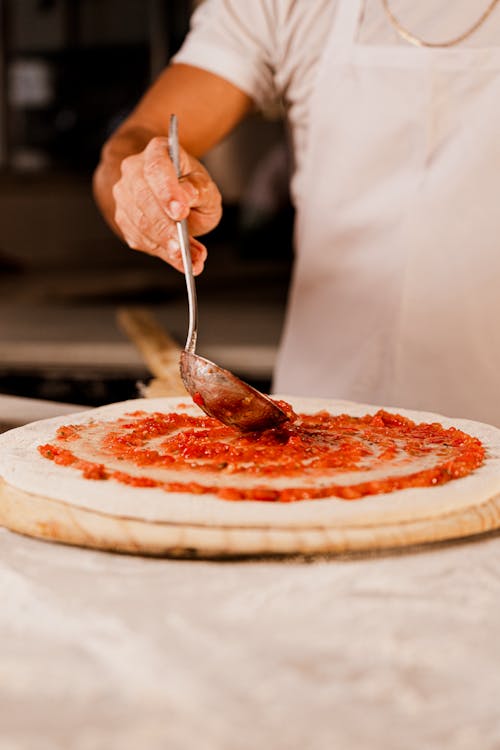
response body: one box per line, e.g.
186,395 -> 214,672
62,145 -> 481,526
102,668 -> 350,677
2,527 -> 500,750
272,0 -> 500,425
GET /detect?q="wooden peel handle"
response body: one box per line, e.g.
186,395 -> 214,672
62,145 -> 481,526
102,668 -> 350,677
117,307 -> 188,397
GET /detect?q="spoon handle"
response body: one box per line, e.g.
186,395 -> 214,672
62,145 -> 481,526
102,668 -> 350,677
168,114 -> 198,355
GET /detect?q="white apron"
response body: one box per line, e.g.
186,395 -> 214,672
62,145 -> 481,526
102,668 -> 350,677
273,0 -> 500,426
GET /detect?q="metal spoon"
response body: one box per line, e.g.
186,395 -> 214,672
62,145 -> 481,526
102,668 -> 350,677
167,114 -> 289,432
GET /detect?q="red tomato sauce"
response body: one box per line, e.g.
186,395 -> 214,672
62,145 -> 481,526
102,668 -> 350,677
37,403 -> 485,502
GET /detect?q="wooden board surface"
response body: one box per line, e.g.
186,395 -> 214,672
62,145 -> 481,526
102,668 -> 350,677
2,476 -> 500,558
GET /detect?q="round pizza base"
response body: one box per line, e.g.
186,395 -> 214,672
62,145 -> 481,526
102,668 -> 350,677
1,396 -> 500,557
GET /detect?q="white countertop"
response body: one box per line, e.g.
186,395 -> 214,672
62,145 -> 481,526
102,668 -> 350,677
0,394 -> 86,430
1,527 -> 500,749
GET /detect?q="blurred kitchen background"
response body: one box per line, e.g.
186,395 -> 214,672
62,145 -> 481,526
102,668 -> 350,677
0,0 -> 293,416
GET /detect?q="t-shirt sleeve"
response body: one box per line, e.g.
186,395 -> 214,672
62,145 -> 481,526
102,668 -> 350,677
172,0 -> 278,112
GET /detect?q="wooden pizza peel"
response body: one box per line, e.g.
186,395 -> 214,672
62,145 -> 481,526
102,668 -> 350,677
1,307 -> 500,558
115,306 -> 188,398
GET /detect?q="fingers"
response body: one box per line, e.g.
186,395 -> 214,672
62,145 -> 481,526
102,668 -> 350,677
115,203 -> 207,275
153,233 -> 207,276
112,135 -> 219,275
114,167 -> 208,275
116,200 -> 208,275
117,159 -> 179,255
142,137 -> 222,234
142,137 -> 192,222
181,165 -> 223,237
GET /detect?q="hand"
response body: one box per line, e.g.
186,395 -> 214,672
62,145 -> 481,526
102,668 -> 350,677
112,136 -> 222,275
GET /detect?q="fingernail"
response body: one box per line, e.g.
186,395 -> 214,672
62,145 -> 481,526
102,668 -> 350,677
168,200 -> 184,220
193,263 -> 204,276
167,238 -> 180,254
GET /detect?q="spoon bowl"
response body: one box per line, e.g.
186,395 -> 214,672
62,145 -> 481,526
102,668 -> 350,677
181,351 -> 290,432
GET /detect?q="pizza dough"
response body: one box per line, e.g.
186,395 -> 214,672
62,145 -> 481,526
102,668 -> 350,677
1,395 -> 500,533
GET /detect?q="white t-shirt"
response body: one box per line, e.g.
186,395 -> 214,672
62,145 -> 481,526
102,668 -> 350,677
174,0 -> 500,203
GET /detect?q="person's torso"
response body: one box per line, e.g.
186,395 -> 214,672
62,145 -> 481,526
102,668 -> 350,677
274,0 -> 500,425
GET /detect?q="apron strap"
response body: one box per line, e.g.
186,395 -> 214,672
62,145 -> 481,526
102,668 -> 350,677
331,0 -> 364,50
